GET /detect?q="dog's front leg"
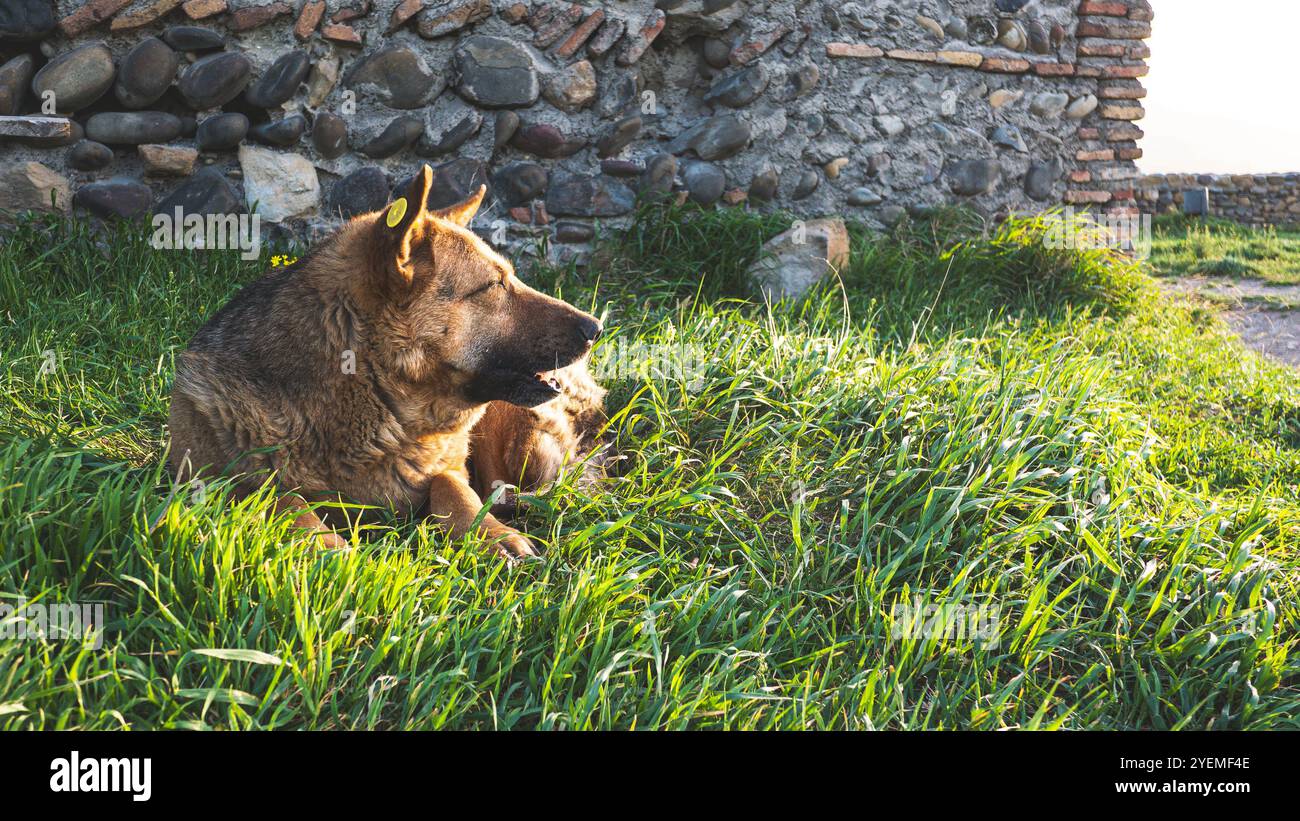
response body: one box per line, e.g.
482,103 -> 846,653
273,493 -> 351,550
426,471 -> 537,558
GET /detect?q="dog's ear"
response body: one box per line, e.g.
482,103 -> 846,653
430,185 -> 486,228
376,164 -> 434,290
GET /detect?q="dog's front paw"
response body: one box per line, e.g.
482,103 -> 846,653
488,528 -> 538,560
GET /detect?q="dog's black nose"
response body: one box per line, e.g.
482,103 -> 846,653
576,316 -> 602,343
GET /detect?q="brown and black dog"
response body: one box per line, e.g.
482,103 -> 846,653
168,164 -> 604,557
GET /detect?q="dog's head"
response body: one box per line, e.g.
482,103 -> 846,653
359,164 -> 601,407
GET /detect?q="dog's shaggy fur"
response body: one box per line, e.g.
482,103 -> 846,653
168,165 -> 604,557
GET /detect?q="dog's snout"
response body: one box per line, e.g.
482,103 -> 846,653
576,315 -> 602,344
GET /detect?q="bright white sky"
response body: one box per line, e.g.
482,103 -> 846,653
1141,0 -> 1300,174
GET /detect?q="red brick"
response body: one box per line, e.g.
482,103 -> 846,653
231,2 -> 292,31
1079,1 -> 1128,15
1099,85 -> 1146,99
182,0 -> 227,20
1104,64 -> 1148,78
1069,170 -> 1093,183
1078,42 -> 1125,58
294,0 -> 325,39
58,0 -> 133,36
1077,127 -> 1102,140
728,21 -> 790,66
553,9 -> 605,59
1127,43 -> 1150,59
1101,104 -> 1144,120
1106,125 -> 1144,142
1077,149 -> 1115,162
826,43 -> 884,59
1074,65 -> 1104,78
618,9 -> 667,67
1110,189 -> 1135,201
1077,19 -> 1151,39
321,23 -> 363,45
887,49 -> 938,63
586,18 -> 625,57
386,0 -> 422,33
1033,62 -> 1075,76
1117,147 -> 1143,160
331,1 -> 371,23
110,0 -> 182,30
532,3 -> 581,47
1129,1 -> 1154,22
1065,190 -> 1113,204
979,57 -> 1031,74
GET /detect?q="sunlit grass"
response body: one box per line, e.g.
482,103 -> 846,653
1,206 -> 1298,729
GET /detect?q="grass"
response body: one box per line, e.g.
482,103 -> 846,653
1149,214 -> 1300,285
1,205 -> 1299,730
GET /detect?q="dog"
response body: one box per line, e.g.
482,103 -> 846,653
167,164 -> 603,558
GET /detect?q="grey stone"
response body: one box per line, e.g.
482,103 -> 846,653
555,221 -> 594,243
312,112 -> 348,159
667,114 -> 751,161
1066,95 -> 1099,120
32,43 -> 115,114
408,158 -> 489,210
704,64 -> 768,108
991,124 -> 1028,153
85,111 -> 183,145
749,167 -> 779,202
0,161 -> 69,217
847,187 -> 883,207
154,167 -> 243,217
1024,160 -> 1060,202
0,54 -> 34,116
452,35 -> 539,109
702,38 -> 730,69
179,52 -> 252,110
345,46 -> 443,109
601,159 -> 642,177
161,26 -> 225,52
791,169 -> 819,200
542,60 -> 597,112
12,117 -> 82,147
596,114 -> 641,158
782,63 -> 819,100
682,161 -> 725,205
416,110 -> 482,156
358,115 -> 422,158
546,172 -> 636,217
240,143 -> 320,222
115,38 -> 179,110
492,162 -> 548,207
74,178 -> 152,219
747,217 -> 849,300
947,159 -> 1000,196
1030,92 -> 1069,119
196,112 -> 248,151
492,110 -> 519,152
247,50 -> 312,109
640,153 -> 677,197
67,139 -> 113,171
0,0 -> 55,42
509,123 -> 586,158
249,115 -> 307,147
328,167 -> 389,219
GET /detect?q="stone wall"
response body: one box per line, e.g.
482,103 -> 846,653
1138,173 -> 1300,229
0,0 -> 1153,261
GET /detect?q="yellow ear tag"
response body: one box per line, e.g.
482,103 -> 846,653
386,197 -> 408,228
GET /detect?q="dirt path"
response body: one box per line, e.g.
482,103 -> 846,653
1159,277 -> 1300,367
